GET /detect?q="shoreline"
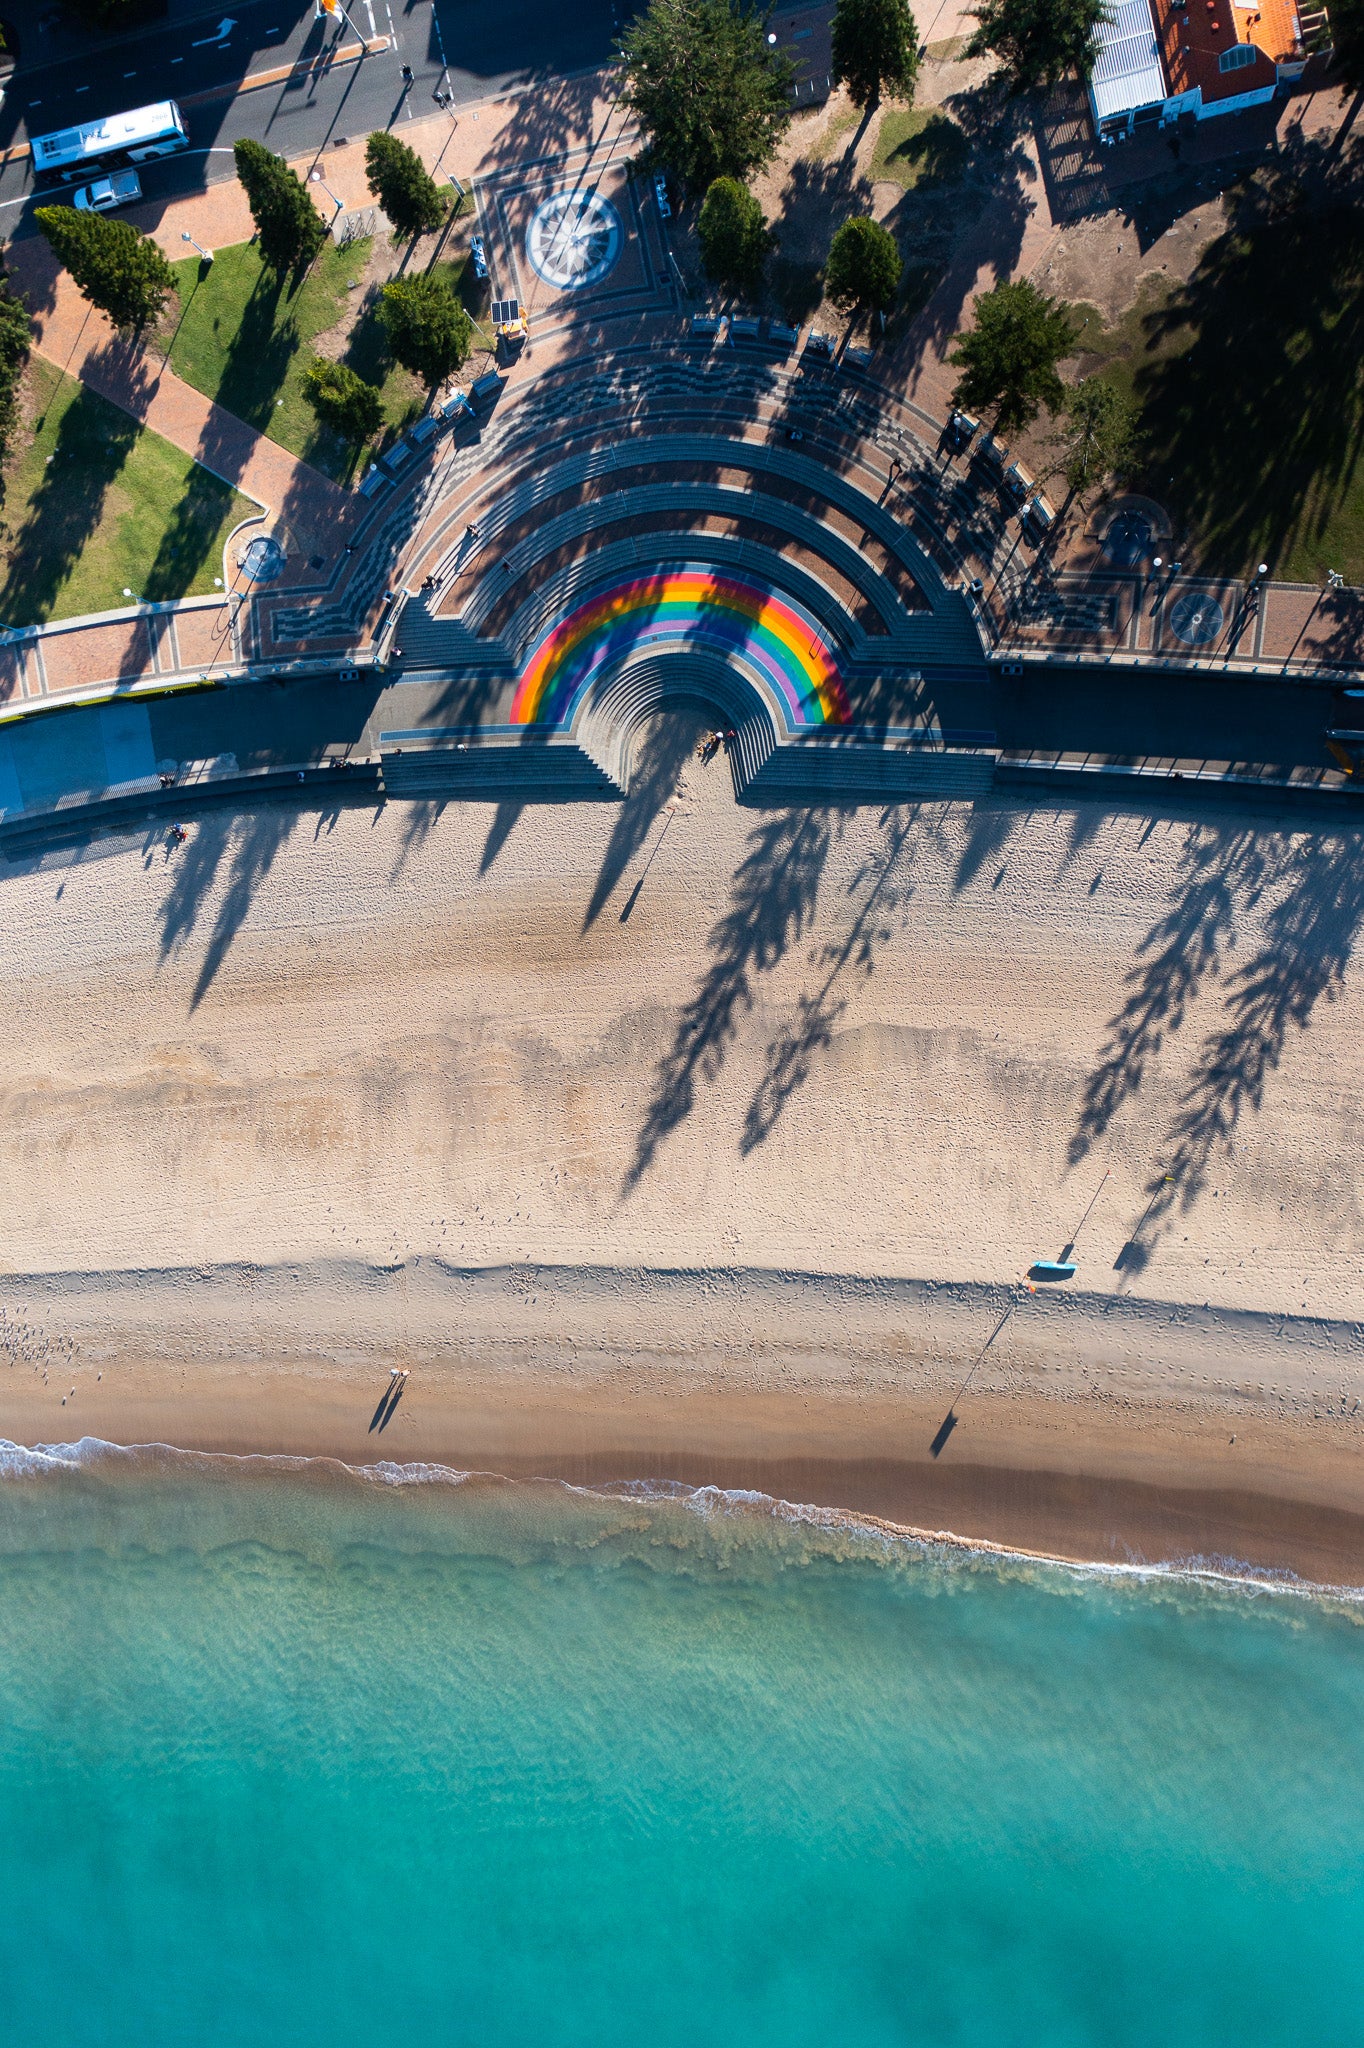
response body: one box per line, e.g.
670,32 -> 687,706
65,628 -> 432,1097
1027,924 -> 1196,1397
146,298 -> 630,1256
4,1257 -> 1363,1586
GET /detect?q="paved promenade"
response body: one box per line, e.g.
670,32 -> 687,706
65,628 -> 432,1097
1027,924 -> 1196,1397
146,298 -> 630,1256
0,69 -> 1356,804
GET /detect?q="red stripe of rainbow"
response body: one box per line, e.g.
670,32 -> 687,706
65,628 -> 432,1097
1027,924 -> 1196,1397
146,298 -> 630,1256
509,570 -> 851,729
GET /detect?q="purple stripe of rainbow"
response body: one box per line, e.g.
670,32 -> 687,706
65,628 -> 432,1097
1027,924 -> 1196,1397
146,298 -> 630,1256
510,571 -> 851,729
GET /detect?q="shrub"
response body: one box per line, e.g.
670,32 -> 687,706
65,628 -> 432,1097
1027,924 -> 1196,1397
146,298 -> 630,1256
379,274 -> 472,384
698,177 -> 770,292
825,215 -> 902,314
304,358 -> 385,442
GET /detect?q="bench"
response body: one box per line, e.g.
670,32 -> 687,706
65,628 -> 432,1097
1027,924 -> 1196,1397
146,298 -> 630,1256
804,330 -> 835,357
1003,460 -> 1035,503
1024,493 -> 1056,538
843,345 -> 874,370
439,387 -> 474,422
728,317 -> 761,342
689,314 -> 725,339
469,371 -> 505,408
766,321 -> 799,351
973,431 -> 1007,479
358,466 -> 390,499
409,414 -> 440,448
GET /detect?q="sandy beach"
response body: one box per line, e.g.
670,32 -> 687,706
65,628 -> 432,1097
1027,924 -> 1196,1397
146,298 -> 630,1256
2,717 -> 1362,1577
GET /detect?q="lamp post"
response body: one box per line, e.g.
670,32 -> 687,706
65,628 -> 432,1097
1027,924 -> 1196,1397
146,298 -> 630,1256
309,167 -> 344,216
181,230 -> 213,265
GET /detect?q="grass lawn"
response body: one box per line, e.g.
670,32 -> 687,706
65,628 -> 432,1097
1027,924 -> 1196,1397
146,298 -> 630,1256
0,358 -> 256,628
870,107 -> 969,191
165,238 -> 418,481
1073,195 -> 1364,582
165,235 -> 491,483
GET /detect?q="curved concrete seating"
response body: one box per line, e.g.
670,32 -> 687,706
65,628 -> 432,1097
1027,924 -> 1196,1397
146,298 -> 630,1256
456,481 -> 910,640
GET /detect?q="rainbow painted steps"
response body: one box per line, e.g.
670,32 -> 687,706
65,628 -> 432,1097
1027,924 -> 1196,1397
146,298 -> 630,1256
510,570 -> 851,734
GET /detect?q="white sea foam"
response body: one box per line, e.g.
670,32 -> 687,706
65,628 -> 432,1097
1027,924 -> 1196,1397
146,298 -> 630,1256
1,1436 -> 1359,1606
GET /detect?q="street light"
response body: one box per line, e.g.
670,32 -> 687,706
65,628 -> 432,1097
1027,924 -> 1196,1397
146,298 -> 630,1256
181,230 -> 213,265
309,167 -> 344,215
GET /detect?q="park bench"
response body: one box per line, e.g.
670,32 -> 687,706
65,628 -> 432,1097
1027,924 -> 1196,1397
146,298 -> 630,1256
408,414 -> 440,449
728,317 -> 761,342
358,466 -> 390,499
766,321 -> 800,352
469,371 -> 505,408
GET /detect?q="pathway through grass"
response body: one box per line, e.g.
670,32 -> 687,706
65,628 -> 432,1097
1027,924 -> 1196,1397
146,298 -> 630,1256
0,360 -> 256,627
165,239 -> 424,481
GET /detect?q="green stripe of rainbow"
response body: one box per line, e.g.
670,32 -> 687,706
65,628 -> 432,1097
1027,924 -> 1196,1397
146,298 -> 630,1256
510,569 -> 851,729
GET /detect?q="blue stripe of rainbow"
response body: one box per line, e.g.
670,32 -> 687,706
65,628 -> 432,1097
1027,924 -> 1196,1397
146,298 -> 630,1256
510,569 -> 851,729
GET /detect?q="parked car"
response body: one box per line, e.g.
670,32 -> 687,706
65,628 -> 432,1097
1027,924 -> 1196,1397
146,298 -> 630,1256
653,171 -> 671,220
72,169 -> 142,213
469,234 -> 488,282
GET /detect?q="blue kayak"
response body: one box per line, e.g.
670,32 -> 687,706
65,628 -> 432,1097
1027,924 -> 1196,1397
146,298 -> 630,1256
1030,1260 -> 1077,1281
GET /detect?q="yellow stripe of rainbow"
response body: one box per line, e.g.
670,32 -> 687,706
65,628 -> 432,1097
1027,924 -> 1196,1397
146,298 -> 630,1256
509,570 -> 851,729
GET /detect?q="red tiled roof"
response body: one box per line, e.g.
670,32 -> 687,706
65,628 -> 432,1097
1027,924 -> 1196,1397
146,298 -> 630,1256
1157,0 -> 1302,104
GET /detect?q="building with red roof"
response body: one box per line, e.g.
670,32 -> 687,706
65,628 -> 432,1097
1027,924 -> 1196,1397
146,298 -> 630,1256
1089,0 -> 1313,142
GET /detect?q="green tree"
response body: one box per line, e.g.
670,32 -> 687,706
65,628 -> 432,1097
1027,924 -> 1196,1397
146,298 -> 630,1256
0,272 -> 30,495
379,274 -> 472,384
1050,376 -> 1134,503
233,139 -> 327,273
304,358 -> 385,443
949,278 -> 1077,433
825,214 -> 902,314
33,206 -> 174,332
698,176 -> 770,290
364,131 -> 446,240
617,0 -> 795,195
964,0 -> 1111,90
1325,0 -> 1364,89
831,0 -> 921,111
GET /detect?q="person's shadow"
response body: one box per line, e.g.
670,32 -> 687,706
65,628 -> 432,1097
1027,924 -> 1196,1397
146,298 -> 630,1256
368,1373 -> 407,1433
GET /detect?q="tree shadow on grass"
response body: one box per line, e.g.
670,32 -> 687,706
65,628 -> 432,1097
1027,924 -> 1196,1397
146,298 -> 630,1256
209,268 -> 309,435
141,466 -> 247,604
1132,184 -> 1364,575
623,806 -> 838,1192
0,386 -> 139,625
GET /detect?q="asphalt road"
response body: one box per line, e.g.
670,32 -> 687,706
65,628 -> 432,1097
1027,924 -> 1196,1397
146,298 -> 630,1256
0,0 -> 630,219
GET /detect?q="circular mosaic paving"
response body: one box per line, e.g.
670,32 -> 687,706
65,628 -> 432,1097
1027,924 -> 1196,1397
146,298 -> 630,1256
240,535 -> 287,583
1168,592 -> 1224,646
525,189 -> 623,293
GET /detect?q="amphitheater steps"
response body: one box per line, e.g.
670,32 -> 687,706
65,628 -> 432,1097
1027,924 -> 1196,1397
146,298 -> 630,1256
391,599 -> 514,674
379,738 -> 619,801
745,741 -> 997,804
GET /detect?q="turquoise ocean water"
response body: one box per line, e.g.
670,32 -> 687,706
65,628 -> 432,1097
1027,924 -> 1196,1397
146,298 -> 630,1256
1,1441 -> 1362,2047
